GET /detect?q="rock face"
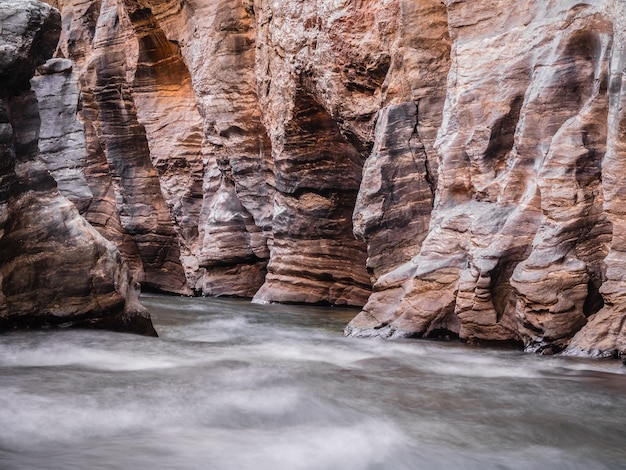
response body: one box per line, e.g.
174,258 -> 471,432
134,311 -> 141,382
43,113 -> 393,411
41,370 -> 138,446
8,0 -> 626,357
347,0 -> 626,358
31,58 -> 92,213
49,0 -> 378,304
0,0 -> 155,335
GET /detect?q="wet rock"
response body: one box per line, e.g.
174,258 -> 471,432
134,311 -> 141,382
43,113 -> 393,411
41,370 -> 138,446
27,0 -> 626,355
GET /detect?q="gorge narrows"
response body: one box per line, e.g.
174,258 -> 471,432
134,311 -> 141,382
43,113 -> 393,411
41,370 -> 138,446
1,0 -> 626,466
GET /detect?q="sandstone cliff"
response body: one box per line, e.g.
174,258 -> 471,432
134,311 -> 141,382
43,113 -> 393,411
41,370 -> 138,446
0,0 -> 155,335
347,0 -> 626,359
5,0 -> 626,358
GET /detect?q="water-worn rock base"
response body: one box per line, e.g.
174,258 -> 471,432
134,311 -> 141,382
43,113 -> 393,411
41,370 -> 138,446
346,0 -> 626,359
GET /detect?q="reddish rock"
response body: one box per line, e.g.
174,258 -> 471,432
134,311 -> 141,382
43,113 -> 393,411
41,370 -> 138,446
21,0 -> 626,357
0,0 -> 155,336
347,1 -> 624,358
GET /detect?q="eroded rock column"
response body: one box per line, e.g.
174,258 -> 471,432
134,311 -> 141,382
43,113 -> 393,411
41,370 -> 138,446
0,0 -> 155,335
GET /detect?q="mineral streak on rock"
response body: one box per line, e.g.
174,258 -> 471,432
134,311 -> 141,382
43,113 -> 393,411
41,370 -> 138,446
31,58 -> 93,213
0,0 -> 155,335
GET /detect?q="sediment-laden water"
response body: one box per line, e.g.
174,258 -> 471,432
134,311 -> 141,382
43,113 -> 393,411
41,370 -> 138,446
1,295 -> 625,469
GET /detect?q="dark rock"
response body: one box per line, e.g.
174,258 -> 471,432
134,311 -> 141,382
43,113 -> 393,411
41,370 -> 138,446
0,0 -> 156,336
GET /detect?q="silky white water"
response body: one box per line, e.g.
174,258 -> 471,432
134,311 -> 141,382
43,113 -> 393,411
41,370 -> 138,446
1,294 -> 625,469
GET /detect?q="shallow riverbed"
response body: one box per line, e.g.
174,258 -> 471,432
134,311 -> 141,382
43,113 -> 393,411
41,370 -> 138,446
1,294 -> 625,469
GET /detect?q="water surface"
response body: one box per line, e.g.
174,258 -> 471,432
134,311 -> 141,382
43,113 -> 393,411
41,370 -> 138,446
1,295 -> 625,469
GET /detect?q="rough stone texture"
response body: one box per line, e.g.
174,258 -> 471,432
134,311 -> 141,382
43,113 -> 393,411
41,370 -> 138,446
180,0 -> 274,297
565,0 -> 626,358
51,0 -> 377,304
347,0 -> 626,359
249,0 -> 447,305
49,0 -> 190,294
0,0 -> 155,335
31,58 -> 92,213
85,0 -> 190,294
51,0 -> 276,297
118,0 -> 206,291
20,0 -> 626,356
354,0 -> 450,278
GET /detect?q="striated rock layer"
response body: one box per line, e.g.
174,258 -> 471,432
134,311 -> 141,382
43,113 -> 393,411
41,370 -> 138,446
18,0 -> 626,357
49,0 -> 377,304
0,0 -> 155,335
347,0 -> 626,359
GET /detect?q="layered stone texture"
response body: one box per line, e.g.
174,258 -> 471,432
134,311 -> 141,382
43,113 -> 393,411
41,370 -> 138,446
251,0 -> 451,305
119,0 -> 206,292
352,0 -> 451,279
252,85 -> 370,305
181,0 -> 274,297
0,0 -> 155,335
566,1 -> 626,358
82,0 -> 189,293
347,0 -> 626,358
31,58 -> 92,213
16,0 -> 626,357
50,0 -> 377,304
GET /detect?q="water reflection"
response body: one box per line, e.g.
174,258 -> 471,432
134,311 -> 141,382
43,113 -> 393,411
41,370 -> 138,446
1,294 -> 625,469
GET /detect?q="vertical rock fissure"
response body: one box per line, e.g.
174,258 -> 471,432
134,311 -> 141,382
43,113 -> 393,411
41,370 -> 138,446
409,99 -> 435,205
120,0 -> 206,291
84,0 -> 189,294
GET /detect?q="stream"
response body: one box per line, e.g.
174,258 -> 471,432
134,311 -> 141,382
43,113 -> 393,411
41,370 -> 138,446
1,294 -> 625,469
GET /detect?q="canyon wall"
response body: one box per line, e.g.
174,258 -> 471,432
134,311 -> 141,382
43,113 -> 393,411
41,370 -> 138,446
347,0 -> 626,358
45,0 -> 451,307
0,0 -> 155,334
2,0 -> 626,357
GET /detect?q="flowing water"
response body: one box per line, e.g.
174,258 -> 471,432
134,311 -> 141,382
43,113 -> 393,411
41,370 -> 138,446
1,294 -> 625,470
